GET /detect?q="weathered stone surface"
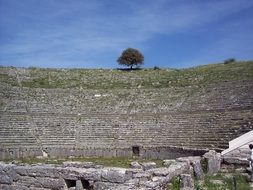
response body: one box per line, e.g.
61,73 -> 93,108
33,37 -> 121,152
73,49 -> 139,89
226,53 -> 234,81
223,156 -> 248,165
176,156 -> 204,179
203,150 -> 221,175
101,168 -> 131,183
141,162 -> 156,171
18,176 -> 65,189
94,181 -> 135,190
133,170 -> 152,184
15,165 -> 58,178
0,163 -> 19,183
62,161 -> 95,168
163,159 -> 176,167
82,169 -> 102,181
148,167 -> 171,176
0,174 -> 13,184
57,168 -> 81,180
151,176 -> 167,186
0,184 -> 13,190
140,180 -> 160,188
192,160 -> 204,179
75,180 -> 83,190
179,174 -> 194,190
177,156 -> 201,163
130,161 -> 142,169
177,157 -> 191,164
0,155 -> 215,190
167,162 -> 191,180
124,178 -> 139,186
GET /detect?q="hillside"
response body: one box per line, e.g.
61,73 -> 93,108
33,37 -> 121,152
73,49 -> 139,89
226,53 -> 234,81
1,61 -> 253,89
0,61 -> 253,159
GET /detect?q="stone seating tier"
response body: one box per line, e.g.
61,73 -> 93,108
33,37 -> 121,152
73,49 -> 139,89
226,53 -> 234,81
0,109 -> 252,153
1,80 -> 252,115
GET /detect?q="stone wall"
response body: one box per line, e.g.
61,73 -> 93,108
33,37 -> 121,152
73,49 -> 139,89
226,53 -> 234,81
0,150 -> 225,190
0,160 -> 191,190
0,146 -> 208,161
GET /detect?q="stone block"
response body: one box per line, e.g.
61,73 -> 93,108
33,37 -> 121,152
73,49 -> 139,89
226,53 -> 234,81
101,168 -> 131,183
177,157 -> 204,180
130,161 -> 142,169
177,156 -> 204,179
192,160 -> 204,180
163,159 -> 176,167
94,181 -> 135,190
62,161 -> 95,168
15,165 -> 58,178
151,176 -> 167,184
78,168 -> 102,181
141,162 -> 156,171
141,180 -> 160,188
223,156 -> 248,166
0,184 -> 13,190
166,162 -> 190,181
17,176 -> 65,189
203,150 -> 221,175
75,180 -> 83,190
148,167 -> 171,176
179,174 -> 194,190
0,174 -> 13,185
133,171 -> 151,181
58,167 -> 87,180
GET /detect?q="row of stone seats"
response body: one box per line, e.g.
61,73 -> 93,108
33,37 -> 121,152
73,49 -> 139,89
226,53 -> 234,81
32,114 -> 77,147
0,114 -> 38,147
0,107 -> 252,150
180,80 -> 253,111
1,80 -> 252,115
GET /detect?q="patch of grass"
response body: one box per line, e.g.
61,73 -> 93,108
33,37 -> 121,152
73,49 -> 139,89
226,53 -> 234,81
4,156 -> 163,168
167,176 -> 180,190
200,158 -> 208,174
195,172 -> 250,190
167,172 -> 251,190
0,73 -> 19,86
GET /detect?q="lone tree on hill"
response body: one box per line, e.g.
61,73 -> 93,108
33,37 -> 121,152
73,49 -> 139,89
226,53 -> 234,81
117,48 -> 144,69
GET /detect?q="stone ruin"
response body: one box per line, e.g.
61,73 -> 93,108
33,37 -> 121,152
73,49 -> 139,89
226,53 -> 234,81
1,145 -> 252,189
0,64 -> 253,189
0,66 -> 252,160
0,150 -> 222,190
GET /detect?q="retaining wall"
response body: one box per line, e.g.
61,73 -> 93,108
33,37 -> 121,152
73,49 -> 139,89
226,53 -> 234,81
0,160 -> 191,190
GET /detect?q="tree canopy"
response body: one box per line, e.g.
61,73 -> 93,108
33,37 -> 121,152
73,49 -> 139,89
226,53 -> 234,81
117,48 -> 144,69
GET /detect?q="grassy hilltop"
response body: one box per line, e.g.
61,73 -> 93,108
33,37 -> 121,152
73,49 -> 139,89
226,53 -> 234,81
1,61 -> 253,89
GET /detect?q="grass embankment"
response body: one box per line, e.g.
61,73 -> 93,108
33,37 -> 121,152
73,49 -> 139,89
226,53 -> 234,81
1,61 -> 252,89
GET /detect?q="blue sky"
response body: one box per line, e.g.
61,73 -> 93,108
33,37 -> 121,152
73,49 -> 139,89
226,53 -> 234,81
0,0 -> 253,68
